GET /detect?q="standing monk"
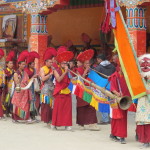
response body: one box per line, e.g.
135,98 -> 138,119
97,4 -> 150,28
4,51 -> 15,117
109,65 -> 131,144
136,54 -> 150,148
52,46 -> 74,131
47,35 -> 56,48
65,40 -> 77,58
25,51 -> 40,122
76,49 -> 99,130
11,43 -> 19,70
11,50 -> 30,123
40,47 -> 57,125
0,49 -> 5,119
81,33 -> 97,58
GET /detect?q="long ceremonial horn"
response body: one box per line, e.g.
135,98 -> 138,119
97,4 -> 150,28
69,69 -> 132,110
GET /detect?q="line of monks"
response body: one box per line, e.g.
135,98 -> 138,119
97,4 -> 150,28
0,46 -> 150,148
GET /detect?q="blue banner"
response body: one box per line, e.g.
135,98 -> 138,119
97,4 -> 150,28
88,70 -> 110,113
88,70 -> 110,90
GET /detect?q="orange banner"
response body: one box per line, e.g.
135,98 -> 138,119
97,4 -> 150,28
113,12 -> 146,99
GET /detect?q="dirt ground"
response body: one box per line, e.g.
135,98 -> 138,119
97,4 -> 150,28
0,97 -> 142,150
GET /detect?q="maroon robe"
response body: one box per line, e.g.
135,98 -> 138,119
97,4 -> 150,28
25,67 -> 41,119
52,67 -> 72,126
136,124 -> 150,143
29,68 -> 40,112
41,103 -> 52,123
76,66 -> 97,125
109,71 -> 131,138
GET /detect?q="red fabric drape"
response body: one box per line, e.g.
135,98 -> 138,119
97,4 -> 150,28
60,0 -> 70,5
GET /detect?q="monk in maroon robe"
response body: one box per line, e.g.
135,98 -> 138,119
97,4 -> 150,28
51,46 -> 74,131
24,51 -> 40,123
76,64 -> 98,129
109,67 -> 131,144
75,49 -> 99,130
25,67 -> 40,114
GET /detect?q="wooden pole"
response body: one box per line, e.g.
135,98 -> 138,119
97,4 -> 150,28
90,68 -> 109,78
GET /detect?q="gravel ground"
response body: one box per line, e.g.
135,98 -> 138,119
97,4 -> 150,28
0,96 -> 141,150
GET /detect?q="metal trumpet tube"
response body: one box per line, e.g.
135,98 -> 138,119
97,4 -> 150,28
68,69 -> 132,110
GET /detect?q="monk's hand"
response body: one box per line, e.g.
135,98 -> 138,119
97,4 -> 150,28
113,91 -> 121,97
116,93 -> 121,97
84,67 -> 90,75
49,70 -> 54,76
33,74 -> 38,78
64,66 -> 68,74
85,66 -> 90,71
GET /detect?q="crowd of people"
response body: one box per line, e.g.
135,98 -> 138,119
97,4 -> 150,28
0,41 -> 150,149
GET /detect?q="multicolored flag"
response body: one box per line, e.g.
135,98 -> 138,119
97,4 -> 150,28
69,71 -> 118,112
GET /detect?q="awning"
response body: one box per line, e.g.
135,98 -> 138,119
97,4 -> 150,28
70,0 -> 104,6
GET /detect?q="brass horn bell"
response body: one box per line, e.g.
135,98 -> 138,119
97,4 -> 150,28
117,96 -> 132,110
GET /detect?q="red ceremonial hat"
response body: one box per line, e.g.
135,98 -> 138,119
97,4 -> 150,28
46,47 -> 57,57
27,51 -> 40,64
6,51 -> 15,62
76,49 -> 94,62
56,46 -> 74,63
18,50 -> 29,63
0,48 -> 4,59
43,47 -> 57,61
81,33 -> 91,43
57,46 -> 67,55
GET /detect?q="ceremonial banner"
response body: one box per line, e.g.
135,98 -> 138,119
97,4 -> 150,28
69,71 -> 118,111
88,70 -> 118,111
113,12 -> 146,99
88,70 -> 110,90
